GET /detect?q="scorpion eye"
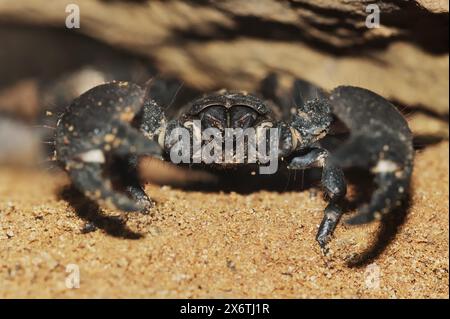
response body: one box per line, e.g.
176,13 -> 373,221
200,106 -> 226,129
230,106 -> 258,129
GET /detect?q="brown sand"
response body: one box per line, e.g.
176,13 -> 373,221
0,142 -> 448,298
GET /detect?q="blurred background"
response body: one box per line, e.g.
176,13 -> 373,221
0,0 -> 448,170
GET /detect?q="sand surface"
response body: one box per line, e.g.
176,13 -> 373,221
0,142 -> 448,298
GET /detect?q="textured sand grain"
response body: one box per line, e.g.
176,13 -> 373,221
0,142 -> 448,298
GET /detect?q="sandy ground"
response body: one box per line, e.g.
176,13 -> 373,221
0,141 -> 448,299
